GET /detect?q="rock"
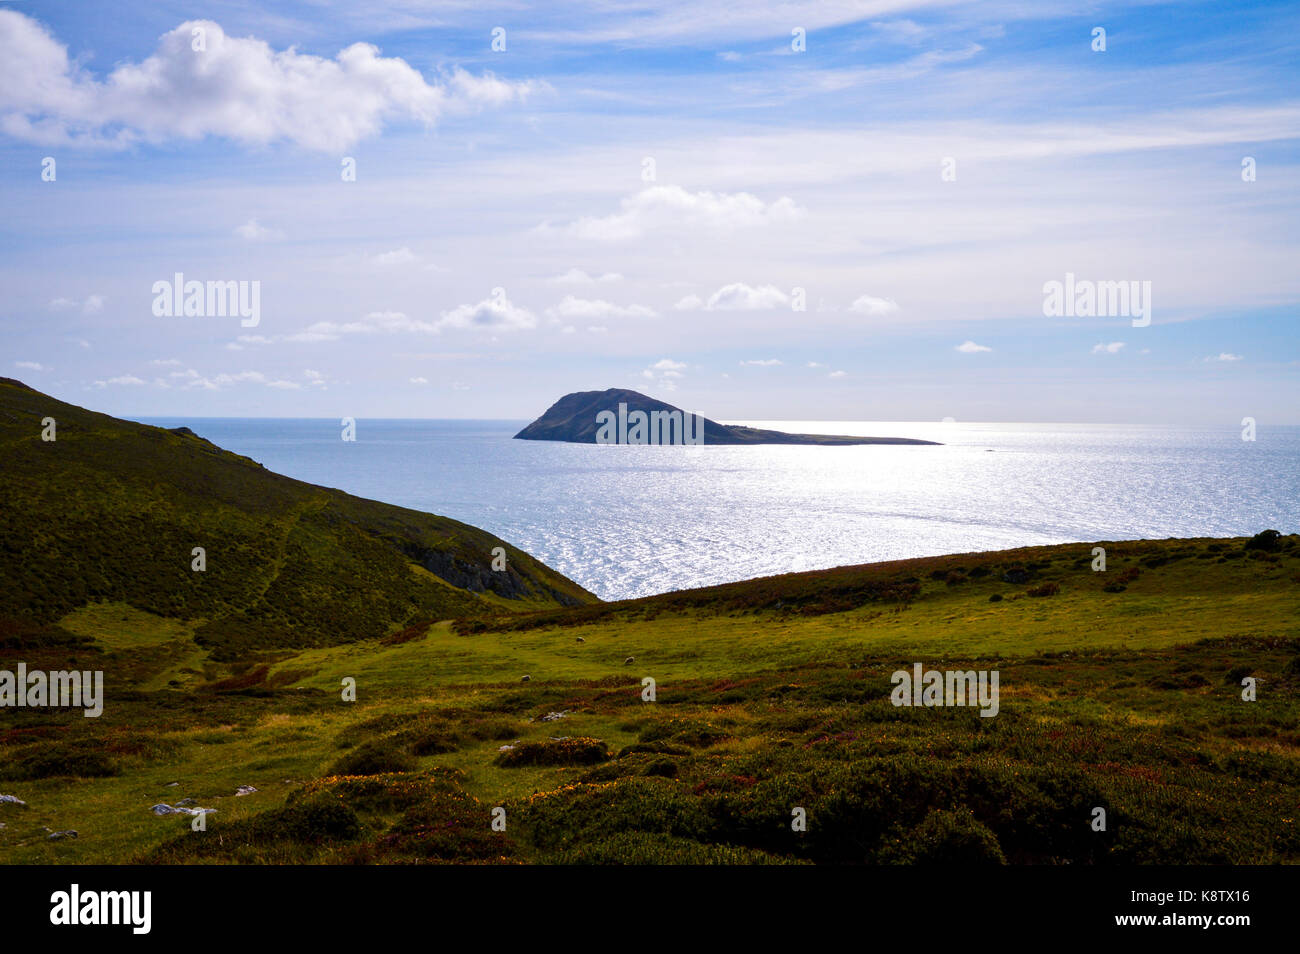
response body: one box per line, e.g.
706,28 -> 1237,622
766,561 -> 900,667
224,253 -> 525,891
165,782 -> 179,787
624,656 -> 635,665
153,801 -> 213,817
539,710 -> 568,723
576,637 -> 585,643
0,794 -> 27,806
234,785 -> 257,796
497,744 -> 515,753
47,830 -> 77,840
520,674 -> 530,682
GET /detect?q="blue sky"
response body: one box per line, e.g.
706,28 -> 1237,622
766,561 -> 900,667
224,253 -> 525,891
1,0 -> 1297,423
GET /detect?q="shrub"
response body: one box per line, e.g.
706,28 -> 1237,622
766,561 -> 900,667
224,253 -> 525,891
1027,581 -> 1060,598
880,809 -> 1006,865
495,737 -> 608,767
554,832 -> 803,865
1245,529 -> 1282,552
0,741 -> 118,780
327,740 -> 416,776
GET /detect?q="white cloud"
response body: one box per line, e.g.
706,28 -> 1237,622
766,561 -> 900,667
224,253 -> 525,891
549,268 -> 623,285
1091,341 -> 1126,354
702,283 -> 789,311
49,294 -> 103,314
739,359 -> 782,366
438,291 -> 536,333
150,358 -> 182,366
14,360 -> 45,371
807,361 -> 824,368
545,295 -> 655,321
828,370 -> 848,378
0,13 -> 542,150
555,186 -> 802,241
1206,352 -> 1244,362
235,219 -> 283,241
236,329 -> 340,346
955,341 -> 992,353
304,311 -> 432,336
409,376 -> 428,384
641,357 -> 687,390
369,246 -> 417,266
673,294 -> 704,311
849,294 -> 900,316
93,374 -> 146,387
164,367 -> 299,390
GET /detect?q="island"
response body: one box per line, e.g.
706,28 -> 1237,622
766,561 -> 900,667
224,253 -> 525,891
513,388 -> 941,445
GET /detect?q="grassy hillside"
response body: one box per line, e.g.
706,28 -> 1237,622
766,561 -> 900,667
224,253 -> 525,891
0,378 -> 595,659
1,524 -> 1296,864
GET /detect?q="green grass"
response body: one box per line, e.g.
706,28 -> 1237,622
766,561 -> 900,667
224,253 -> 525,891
1,533 -> 1297,864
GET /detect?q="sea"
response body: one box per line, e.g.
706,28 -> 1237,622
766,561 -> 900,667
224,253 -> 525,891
133,418 -> 1300,601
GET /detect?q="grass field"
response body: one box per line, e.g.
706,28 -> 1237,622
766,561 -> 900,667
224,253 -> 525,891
2,533 -> 1297,865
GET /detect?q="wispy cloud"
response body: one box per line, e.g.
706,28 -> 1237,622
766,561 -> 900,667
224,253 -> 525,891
551,186 -> 802,241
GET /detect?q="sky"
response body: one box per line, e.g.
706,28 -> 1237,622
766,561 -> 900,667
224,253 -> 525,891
1,0 -> 1297,423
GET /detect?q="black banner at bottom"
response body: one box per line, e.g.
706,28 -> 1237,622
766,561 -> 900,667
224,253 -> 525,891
1,864 -> 1292,940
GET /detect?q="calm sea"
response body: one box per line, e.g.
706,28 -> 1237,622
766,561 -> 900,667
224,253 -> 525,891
133,418 -> 1300,601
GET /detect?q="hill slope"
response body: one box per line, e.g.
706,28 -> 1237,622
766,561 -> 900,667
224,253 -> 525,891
514,388 -> 940,445
0,378 -> 596,657
1,533 -> 1296,865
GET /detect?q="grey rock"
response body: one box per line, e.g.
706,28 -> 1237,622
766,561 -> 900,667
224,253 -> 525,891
47,830 -> 77,840
234,785 -> 257,796
0,794 -> 27,806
